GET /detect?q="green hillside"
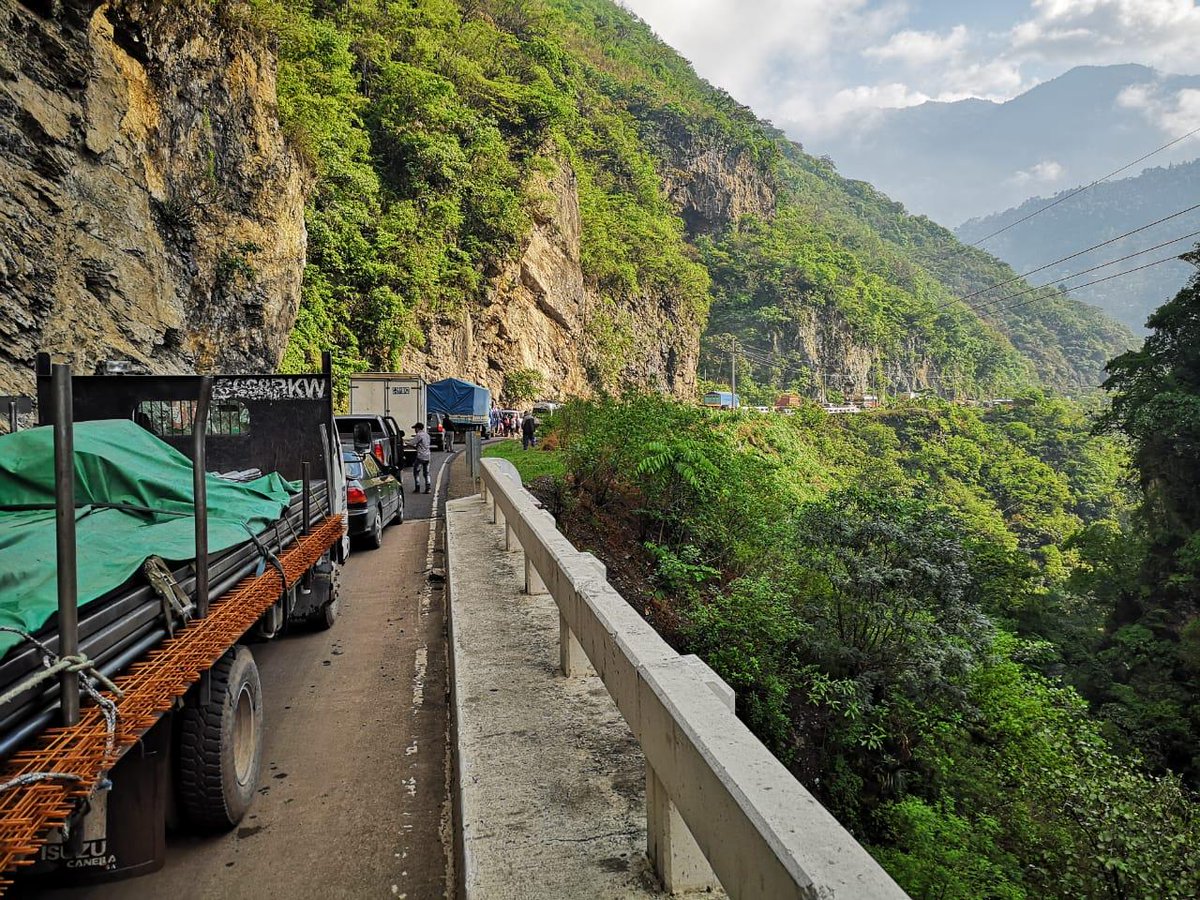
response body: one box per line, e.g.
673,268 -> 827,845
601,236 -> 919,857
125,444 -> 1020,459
957,160 -> 1200,332
249,0 -> 1133,395
534,388 -> 1199,898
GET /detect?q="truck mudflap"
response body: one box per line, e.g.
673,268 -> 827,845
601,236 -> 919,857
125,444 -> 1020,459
0,514 -> 345,891
21,714 -> 171,887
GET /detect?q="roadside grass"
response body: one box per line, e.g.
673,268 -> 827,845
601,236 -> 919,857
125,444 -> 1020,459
482,439 -> 565,482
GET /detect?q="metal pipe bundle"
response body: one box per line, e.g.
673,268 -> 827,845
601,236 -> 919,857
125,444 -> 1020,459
0,483 -> 329,760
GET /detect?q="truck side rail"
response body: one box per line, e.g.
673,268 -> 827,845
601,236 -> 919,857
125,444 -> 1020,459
478,458 -> 908,900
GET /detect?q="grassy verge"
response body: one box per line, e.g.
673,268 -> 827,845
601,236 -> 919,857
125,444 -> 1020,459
482,439 -> 565,482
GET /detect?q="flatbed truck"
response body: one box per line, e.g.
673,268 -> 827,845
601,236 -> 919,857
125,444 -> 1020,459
0,353 -> 347,889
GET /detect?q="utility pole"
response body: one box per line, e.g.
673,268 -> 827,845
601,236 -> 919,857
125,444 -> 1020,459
730,341 -> 737,396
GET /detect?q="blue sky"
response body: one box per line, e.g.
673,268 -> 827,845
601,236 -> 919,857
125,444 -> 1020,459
619,0 -> 1200,142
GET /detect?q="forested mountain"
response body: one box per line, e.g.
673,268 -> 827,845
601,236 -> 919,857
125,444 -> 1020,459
0,0 -> 1133,403
956,161 -> 1200,332
815,64 -> 1200,226
253,0 -> 1132,401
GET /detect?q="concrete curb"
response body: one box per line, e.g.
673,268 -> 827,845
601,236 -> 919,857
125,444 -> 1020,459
445,497 -> 472,900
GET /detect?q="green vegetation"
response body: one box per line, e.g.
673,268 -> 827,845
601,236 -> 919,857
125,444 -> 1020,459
502,367 -> 545,406
482,439 -> 565,481
699,208 -> 1030,400
957,160 -> 1200,332
532,0 -> 1134,393
250,0 -> 708,390
1092,254 -> 1200,782
547,393 -> 1198,897
777,160 -> 1136,392
234,2 -> 1198,891
247,0 -> 1129,400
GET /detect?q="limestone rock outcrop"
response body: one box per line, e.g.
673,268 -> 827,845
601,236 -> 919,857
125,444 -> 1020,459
0,0 -> 307,399
403,157 -> 700,401
661,143 -> 776,237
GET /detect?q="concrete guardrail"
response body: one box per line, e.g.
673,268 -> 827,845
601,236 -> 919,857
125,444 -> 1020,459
478,457 -> 909,899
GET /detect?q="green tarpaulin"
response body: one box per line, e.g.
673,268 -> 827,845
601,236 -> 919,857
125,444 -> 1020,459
0,420 -> 296,656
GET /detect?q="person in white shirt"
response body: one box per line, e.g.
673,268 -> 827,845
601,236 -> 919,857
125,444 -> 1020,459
412,421 -> 432,493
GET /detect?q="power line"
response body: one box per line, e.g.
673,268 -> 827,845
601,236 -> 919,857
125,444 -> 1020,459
970,227 -> 1200,315
990,251 -> 1191,318
735,346 -> 780,365
968,124 -> 1200,246
949,203 -> 1200,309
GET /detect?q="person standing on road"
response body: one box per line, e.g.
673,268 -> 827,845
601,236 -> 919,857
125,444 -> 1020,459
412,421 -> 432,493
521,411 -> 537,450
442,413 -> 454,451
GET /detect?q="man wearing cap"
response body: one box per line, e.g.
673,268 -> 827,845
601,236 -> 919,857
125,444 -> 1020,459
412,421 -> 432,493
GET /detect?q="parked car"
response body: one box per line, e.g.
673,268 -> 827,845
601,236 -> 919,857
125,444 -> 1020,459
343,449 -> 404,550
336,414 -> 403,470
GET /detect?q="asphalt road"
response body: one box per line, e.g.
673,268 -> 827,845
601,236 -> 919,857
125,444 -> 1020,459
29,448 -> 460,899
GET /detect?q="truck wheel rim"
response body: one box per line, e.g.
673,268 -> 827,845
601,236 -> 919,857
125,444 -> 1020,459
233,683 -> 257,787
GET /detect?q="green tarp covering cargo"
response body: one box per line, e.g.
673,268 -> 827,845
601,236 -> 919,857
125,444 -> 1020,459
0,420 -> 324,756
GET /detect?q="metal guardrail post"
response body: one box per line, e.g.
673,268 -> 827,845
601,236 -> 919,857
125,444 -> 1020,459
51,364 -> 80,727
466,431 -> 481,483
193,377 -> 212,618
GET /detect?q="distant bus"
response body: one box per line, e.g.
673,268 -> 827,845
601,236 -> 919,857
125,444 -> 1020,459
702,391 -> 740,409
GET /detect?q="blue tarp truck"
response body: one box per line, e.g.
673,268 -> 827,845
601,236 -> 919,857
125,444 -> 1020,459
426,378 -> 492,437
702,390 -> 740,409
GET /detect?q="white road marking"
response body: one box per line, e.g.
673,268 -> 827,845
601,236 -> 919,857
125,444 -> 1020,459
413,449 -> 455,713
412,646 -> 427,706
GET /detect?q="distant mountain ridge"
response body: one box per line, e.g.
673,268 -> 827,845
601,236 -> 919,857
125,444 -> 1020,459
815,64 -> 1200,226
955,160 -> 1200,332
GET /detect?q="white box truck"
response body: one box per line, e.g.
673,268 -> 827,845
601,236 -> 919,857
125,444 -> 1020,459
349,373 -> 427,426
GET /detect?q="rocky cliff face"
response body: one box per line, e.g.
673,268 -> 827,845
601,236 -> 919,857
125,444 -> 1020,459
0,2 -> 780,411
659,141 -> 776,236
403,157 -> 700,402
0,0 -> 307,402
401,126 -> 778,403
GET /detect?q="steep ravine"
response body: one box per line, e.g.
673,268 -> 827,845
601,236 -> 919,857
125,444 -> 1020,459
0,0 -> 307,399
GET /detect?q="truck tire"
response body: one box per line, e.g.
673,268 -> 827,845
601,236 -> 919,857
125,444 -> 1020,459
177,646 -> 263,831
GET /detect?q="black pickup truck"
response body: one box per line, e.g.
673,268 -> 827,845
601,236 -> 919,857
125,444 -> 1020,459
335,413 -> 409,469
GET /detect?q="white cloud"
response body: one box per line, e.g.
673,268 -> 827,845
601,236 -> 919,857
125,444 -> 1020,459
618,0 -> 905,108
618,0 -> 911,138
1118,83 -> 1200,139
1012,0 -> 1200,70
1011,159 -> 1067,185
777,82 -> 932,137
619,0 -> 1200,141
866,25 -> 969,66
